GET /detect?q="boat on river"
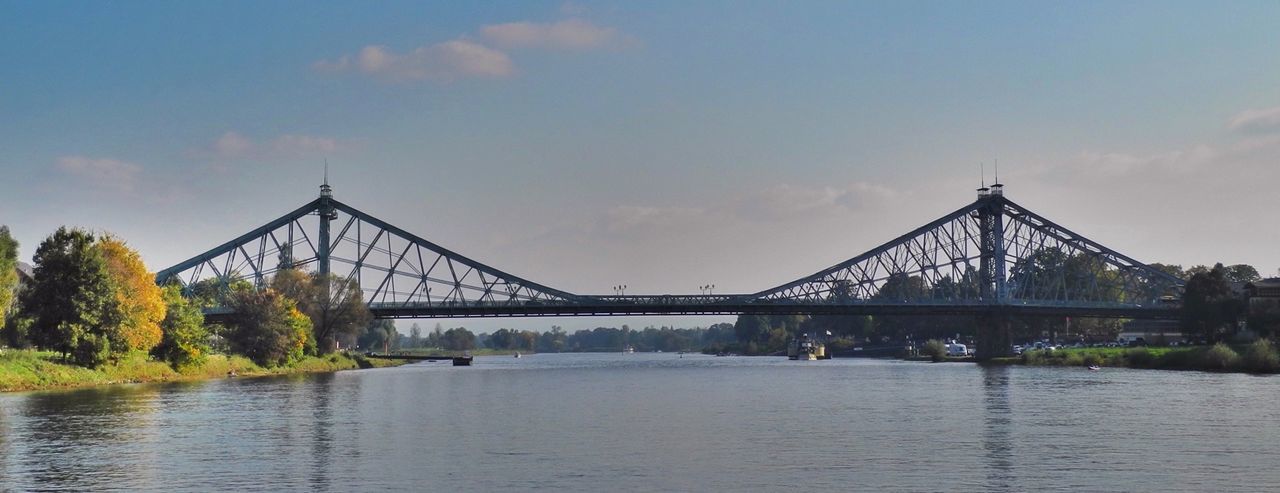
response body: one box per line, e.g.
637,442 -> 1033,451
787,334 -> 829,361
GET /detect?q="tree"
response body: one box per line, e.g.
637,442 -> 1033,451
271,269 -> 372,354
225,289 -> 312,367
359,319 -> 398,351
95,237 -> 165,353
429,323 -> 443,348
0,226 -> 17,318
1148,263 -> 1187,281
538,326 -> 566,352
1182,263 -> 1243,343
1224,264 -> 1261,284
187,276 -> 254,309
733,315 -> 768,345
442,327 -> 476,351
409,323 -> 422,348
152,285 -> 210,370
20,227 -> 118,365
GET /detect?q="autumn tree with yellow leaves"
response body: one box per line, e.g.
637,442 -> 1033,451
95,237 -> 165,353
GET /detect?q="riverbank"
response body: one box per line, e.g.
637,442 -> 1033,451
0,349 -> 409,392
984,341 -> 1280,374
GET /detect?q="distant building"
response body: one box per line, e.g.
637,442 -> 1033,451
1245,278 -> 1280,336
1245,278 -> 1280,301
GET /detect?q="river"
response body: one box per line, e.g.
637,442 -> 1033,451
1,353 -> 1278,491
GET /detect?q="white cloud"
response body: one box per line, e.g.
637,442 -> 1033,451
55,156 -> 143,193
603,205 -> 708,233
314,40 -> 514,82
272,134 -> 340,157
1073,145 -> 1215,176
1229,105 -> 1280,133
213,131 -> 254,158
735,182 -> 898,221
481,18 -> 624,51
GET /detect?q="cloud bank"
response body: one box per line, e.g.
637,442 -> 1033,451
56,156 -> 143,193
313,41 -> 514,82
315,18 -> 628,83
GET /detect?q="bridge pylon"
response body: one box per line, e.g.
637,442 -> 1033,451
749,183 -> 1184,360
155,183 -> 587,312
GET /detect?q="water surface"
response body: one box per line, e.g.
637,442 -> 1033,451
1,353 -> 1278,491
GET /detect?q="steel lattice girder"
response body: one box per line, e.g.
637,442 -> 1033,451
155,198 -> 587,309
748,195 -> 1184,311
159,192 -> 1184,319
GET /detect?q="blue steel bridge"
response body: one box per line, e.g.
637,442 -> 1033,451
155,182 -> 1183,358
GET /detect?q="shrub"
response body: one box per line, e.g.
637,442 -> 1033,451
72,333 -> 111,368
922,339 -> 947,362
1081,352 -> 1103,367
1203,343 -> 1239,371
1242,339 -> 1279,373
1126,347 -> 1155,367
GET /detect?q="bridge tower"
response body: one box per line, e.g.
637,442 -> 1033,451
975,183 -> 1012,360
317,176 -> 337,277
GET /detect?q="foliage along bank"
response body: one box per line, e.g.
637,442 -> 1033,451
0,225 -> 401,391
994,340 -> 1280,373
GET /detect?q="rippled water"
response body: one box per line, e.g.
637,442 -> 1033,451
1,353 -> 1279,491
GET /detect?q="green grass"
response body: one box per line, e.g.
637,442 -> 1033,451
0,349 -> 409,392
1006,343 -> 1280,373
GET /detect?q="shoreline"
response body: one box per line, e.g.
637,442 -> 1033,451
0,350 -> 411,393
911,344 -> 1280,375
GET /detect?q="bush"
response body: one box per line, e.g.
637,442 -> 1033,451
1126,347 -> 1155,367
1203,343 -> 1239,371
1242,339 -> 1279,373
1081,352 -> 1103,367
922,339 -> 947,362
72,333 -> 111,368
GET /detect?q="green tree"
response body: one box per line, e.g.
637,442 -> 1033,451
225,289 -> 312,367
359,319 -> 398,351
922,339 -> 948,362
271,269 -> 372,354
1148,263 -> 1187,281
152,285 -> 211,370
733,315 -> 768,345
538,326 -> 567,352
429,323 -> 444,348
409,323 -> 423,348
442,327 -> 476,351
1182,263 -> 1244,343
1224,264 -> 1261,284
20,227 -> 118,365
0,226 -> 18,318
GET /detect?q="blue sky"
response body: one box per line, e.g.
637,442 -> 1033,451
3,1 -> 1280,332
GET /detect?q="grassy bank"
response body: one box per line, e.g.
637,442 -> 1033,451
987,341 -> 1280,374
0,350 -> 408,392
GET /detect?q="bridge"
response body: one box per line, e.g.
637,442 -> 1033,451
155,181 -> 1184,359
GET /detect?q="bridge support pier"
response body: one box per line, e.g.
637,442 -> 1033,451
975,312 -> 1013,361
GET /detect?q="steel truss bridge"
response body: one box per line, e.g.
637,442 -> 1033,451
156,183 -> 1184,322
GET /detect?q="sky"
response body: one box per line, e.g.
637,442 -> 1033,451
3,1 -> 1280,333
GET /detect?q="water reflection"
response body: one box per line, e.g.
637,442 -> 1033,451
13,384 -> 163,490
981,365 -> 1014,491
309,373 -> 336,492
0,356 -> 1278,491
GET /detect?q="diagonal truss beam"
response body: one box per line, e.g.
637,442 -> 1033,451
749,194 -> 1185,310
